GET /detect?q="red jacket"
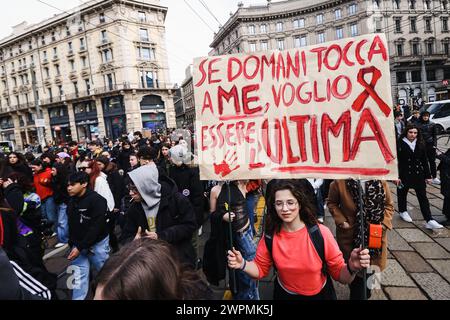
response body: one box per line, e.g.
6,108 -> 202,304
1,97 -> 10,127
34,168 -> 53,201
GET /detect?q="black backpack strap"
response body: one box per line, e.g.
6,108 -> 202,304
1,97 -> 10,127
307,224 -> 327,276
264,233 -> 277,273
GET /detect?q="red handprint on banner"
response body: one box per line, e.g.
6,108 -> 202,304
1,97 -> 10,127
213,150 -> 240,178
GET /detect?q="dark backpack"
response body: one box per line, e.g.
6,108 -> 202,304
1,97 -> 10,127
264,224 -> 337,300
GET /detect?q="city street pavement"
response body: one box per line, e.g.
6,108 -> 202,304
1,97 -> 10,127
44,161 -> 450,300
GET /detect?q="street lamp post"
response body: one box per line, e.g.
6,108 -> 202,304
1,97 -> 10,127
31,67 -> 46,149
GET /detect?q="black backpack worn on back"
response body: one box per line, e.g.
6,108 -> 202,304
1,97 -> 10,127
264,224 -> 337,300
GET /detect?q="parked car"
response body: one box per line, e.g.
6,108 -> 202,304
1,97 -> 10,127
0,141 -> 15,153
408,100 -> 450,134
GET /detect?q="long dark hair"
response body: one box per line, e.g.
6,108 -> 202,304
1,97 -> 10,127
400,123 -> 425,147
265,181 -> 318,236
94,239 -> 211,300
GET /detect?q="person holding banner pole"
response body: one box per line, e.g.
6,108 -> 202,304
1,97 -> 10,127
228,181 -> 370,300
209,181 -> 259,300
327,179 -> 394,300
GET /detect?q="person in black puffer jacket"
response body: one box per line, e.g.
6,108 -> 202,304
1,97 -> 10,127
417,111 -> 439,183
120,164 -> 197,267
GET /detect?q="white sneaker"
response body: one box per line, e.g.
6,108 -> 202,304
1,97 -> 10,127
318,217 -> 324,223
432,178 -> 441,185
425,220 -> 444,229
198,226 -> 203,237
399,211 -> 413,223
54,242 -> 66,249
51,232 -> 57,238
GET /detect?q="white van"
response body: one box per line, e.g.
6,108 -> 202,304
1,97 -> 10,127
422,100 -> 450,134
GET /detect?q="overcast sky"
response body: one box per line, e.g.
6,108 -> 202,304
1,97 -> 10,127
0,0 -> 280,85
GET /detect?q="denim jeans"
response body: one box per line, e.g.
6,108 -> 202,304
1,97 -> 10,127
57,203 -> 69,244
70,236 -> 110,300
246,192 -> 257,235
41,197 -> 57,232
233,226 -> 259,300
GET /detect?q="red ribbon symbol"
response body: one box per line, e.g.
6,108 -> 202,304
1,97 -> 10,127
352,66 -> 391,117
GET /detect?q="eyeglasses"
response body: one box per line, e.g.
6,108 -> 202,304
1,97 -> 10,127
274,200 -> 298,210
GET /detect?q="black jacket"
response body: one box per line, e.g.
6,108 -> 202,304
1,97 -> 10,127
51,176 -> 70,205
105,166 -> 125,211
397,138 -> 432,187
67,190 -> 109,251
120,175 -> 197,266
8,163 -> 33,178
418,120 -> 437,147
169,165 -> 205,226
117,149 -> 133,172
438,150 -> 450,197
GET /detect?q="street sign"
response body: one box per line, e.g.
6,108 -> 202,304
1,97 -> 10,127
35,119 -> 46,127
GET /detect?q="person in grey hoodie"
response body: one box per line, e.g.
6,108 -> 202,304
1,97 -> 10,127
119,163 -> 198,266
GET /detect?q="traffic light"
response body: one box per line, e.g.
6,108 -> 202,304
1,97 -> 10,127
409,88 -> 414,97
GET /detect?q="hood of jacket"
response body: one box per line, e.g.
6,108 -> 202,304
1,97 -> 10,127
128,164 -> 161,218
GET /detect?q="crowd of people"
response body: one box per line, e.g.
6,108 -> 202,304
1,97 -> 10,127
0,115 -> 449,301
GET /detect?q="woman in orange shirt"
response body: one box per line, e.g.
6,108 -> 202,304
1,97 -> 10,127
228,181 -> 370,300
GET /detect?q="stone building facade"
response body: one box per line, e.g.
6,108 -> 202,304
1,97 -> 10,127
0,0 -> 176,149
210,0 -> 450,108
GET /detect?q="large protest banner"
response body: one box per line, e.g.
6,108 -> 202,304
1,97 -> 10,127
194,34 -> 398,181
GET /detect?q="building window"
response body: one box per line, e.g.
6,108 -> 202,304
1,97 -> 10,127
349,4 -> 357,15
106,74 -> 114,90
139,47 -> 151,60
335,9 -> 342,20
350,23 -> 358,36
410,18 -> 417,32
73,82 -> 79,95
427,41 -> 434,54
373,0 -> 380,9
70,60 -> 75,71
101,30 -> 108,43
53,47 -> 58,58
443,17 -> 449,32
443,41 -> 450,55
294,19 -> 305,29
85,79 -> 91,91
58,85 -> 63,97
99,13 -> 106,24
28,40 -> 33,50
139,11 -> 147,23
318,32 -> 325,44
395,18 -> 402,32
443,0 -> 448,10
277,39 -> 285,50
248,25 -> 255,35
139,29 -> 149,42
374,18 -> 383,32
140,71 -> 158,88
41,36 -> 46,46
316,14 -> 324,25
425,18 -> 432,32
412,42 -> 420,55
44,67 -> 50,78
261,40 -> 269,51
427,70 -> 436,81
424,0 -> 431,10
277,22 -> 283,32
249,42 -> 256,52
295,35 -> 307,47
66,26 -> 71,36
102,49 -> 113,63
82,56 -> 87,67
51,32 -> 56,42
336,27 -> 344,39
394,0 -> 401,10
260,24 -> 267,33
397,43 -> 404,56
411,70 -> 421,82
409,0 -> 416,9
55,64 -> 60,75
